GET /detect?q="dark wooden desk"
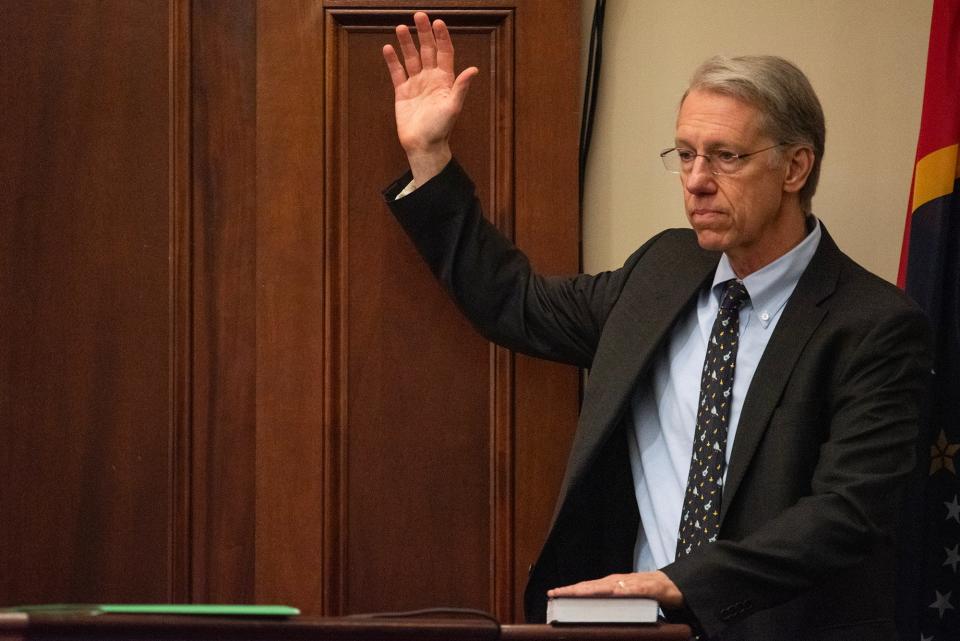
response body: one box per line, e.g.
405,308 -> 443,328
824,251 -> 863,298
0,614 -> 691,641
502,623 -> 690,640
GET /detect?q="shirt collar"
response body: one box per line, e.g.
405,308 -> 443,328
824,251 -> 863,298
711,216 -> 822,328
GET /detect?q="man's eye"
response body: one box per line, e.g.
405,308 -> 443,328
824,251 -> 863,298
715,151 -> 739,163
677,149 -> 696,162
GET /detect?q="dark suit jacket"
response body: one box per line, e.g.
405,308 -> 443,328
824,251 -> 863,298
385,160 -> 931,641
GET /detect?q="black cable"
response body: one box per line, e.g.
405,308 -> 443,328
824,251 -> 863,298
577,0 -> 607,405
347,607 -> 501,626
579,0 -> 607,220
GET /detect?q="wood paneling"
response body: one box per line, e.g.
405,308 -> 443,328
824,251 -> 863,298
319,4 -> 580,620
323,9 -> 514,617
0,0 -> 580,623
190,0 -> 258,604
508,0 -> 582,619
0,0 -> 180,602
169,0 -> 194,604
253,0 -> 326,612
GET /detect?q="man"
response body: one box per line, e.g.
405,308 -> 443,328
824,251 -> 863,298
381,12 -> 930,641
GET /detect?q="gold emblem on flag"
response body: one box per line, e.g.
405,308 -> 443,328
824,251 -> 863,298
930,429 -> 960,475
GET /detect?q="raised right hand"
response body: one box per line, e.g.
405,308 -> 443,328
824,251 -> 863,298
382,11 -> 478,185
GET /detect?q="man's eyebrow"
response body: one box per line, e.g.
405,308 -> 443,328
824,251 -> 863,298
673,138 -> 737,151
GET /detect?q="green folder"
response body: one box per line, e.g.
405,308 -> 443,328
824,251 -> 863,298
5,604 -> 300,617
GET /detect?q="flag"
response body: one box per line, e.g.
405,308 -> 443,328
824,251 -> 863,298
897,1 -> 960,639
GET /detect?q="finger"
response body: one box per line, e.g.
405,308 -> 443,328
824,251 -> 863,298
434,18 -> 456,74
414,11 -> 438,69
395,24 -> 421,76
548,578 -> 614,597
450,66 -> 478,112
382,45 -> 408,89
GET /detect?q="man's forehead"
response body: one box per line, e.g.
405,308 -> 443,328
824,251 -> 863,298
675,89 -> 764,144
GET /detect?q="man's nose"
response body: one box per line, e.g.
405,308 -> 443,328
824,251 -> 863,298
684,156 -> 717,194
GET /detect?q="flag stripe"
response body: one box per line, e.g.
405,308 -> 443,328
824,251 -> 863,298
912,0 -> 960,160
912,144 -> 960,212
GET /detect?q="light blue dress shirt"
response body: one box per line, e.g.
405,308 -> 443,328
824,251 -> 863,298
628,218 -> 822,573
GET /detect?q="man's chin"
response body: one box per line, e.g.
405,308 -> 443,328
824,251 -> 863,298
692,228 -> 729,252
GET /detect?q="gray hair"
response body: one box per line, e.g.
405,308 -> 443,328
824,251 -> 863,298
683,55 -> 826,213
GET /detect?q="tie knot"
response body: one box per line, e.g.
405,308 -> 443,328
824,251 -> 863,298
720,279 -> 750,310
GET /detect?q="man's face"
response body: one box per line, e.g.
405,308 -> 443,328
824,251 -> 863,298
675,89 -> 797,271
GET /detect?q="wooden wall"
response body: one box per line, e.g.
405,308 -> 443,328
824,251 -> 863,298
0,0 -> 581,622
0,0 -> 181,603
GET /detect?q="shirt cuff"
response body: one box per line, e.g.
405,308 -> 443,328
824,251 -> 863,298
394,179 -> 418,200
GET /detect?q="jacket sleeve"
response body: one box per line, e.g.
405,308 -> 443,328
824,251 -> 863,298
384,159 -> 660,369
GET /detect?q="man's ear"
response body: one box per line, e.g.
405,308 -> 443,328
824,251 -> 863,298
782,145 -> 814,195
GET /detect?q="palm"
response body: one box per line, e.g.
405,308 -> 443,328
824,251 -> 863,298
394,66 -> 459,152
382,12 -> 477,159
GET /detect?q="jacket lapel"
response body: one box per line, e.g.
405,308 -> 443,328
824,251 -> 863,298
720,228 -> 843,519
557,232 -> 719,508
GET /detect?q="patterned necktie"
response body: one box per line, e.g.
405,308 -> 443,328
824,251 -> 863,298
676,279 -> 750,559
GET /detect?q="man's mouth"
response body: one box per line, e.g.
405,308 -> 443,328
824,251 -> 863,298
690,208 -> 726,220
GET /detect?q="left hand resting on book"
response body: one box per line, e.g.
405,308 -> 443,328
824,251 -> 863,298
547,571 -> 684,608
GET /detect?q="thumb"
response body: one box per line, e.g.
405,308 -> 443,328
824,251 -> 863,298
450,66 -> 479,112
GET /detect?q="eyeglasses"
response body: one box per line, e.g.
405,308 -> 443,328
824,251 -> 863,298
660,142 -> 789,175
